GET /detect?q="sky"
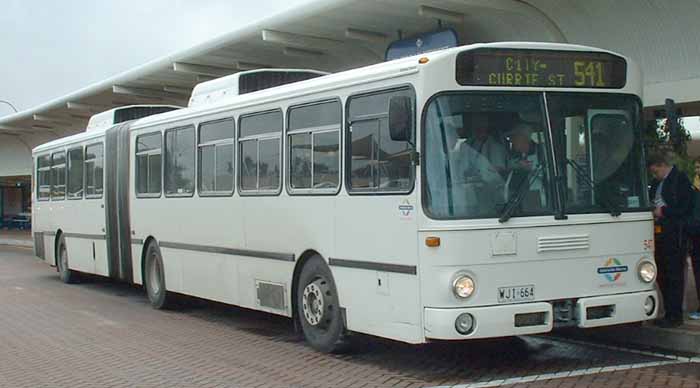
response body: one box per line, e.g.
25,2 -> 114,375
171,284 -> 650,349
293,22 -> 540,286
0,0 -> 313,118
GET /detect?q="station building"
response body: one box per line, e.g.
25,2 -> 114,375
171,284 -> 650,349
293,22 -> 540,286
1,0 -> 700,223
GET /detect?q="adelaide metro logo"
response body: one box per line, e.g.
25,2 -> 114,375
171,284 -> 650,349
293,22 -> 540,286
597,258 -> 629,282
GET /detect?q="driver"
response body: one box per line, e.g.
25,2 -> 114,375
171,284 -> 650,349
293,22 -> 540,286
505,122 -> 546,208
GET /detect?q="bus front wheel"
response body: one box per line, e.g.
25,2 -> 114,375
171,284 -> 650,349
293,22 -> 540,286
56,235 -> 79,284
144,242 -> 173,309
296,255 -> 348,353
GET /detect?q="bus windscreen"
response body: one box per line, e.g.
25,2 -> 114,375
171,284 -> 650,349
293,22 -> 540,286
456,48 -> 627,88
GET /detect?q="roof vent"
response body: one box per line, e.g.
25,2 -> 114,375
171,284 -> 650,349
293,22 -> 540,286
188,69 -> 328,108
86,105 -> 181,131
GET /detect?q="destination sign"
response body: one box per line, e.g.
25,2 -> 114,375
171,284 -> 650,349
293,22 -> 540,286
456,48 -> 627,88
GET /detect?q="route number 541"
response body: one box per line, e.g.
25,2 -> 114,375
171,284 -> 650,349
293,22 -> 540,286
574,61 -> 605,87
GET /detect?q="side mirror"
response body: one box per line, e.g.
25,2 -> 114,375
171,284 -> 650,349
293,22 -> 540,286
389,96 -> 412,142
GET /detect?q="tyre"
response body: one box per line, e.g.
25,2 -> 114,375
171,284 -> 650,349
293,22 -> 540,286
144,241 -> 173,309
296,255 -> 348,353
56,234 -> 79,284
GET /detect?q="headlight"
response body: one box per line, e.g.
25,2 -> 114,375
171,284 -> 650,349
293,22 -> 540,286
638,260 -> 656,283
452,274 -> 476,299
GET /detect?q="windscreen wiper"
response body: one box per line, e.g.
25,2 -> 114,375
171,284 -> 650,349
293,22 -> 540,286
499,164 -> 544,223
564,158 -> 621,217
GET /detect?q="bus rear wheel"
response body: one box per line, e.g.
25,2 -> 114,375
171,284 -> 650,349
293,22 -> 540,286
144,242 -> 173,309
56,235 -> 79,284
296,255 -> 348,353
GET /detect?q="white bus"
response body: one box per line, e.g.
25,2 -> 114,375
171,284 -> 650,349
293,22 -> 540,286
32,42 -> 658,353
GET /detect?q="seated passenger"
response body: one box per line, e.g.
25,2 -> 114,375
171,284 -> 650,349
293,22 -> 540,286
464,114 -> 507,176
505,123 -> 546,209
450,115 -> 507,216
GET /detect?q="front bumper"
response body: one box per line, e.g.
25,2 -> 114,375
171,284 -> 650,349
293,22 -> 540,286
424,290 -> 658,340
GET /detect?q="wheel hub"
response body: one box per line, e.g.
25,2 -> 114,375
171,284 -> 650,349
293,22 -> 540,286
302,279 -> 330,327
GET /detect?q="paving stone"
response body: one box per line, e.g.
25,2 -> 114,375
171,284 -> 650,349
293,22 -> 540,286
1,246 -> 699,388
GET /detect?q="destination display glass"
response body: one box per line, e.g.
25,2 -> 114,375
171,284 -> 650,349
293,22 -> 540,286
456,48 -> 627,88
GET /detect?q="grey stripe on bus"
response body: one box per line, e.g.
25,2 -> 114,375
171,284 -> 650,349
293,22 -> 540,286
328,258 -> 417,275
131,238 -> 144,245
158,241 -> 295,262
44,231 -> 56,237
63,233 -> 107,240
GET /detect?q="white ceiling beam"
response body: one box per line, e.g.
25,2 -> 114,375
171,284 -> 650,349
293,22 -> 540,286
345,28 -> 388,44
262,29 -> 342,51
172,62 -> 237,78
163,86 -> 192,95
0,125 -> 30,132
112,85 -> 186,100
33,114 -> 74,126
204,51 -> 275,68
418,5 -> 464,24
283,47 -> 324,57
66,102 -> 111,112
38,108 -> 91,120
69,113 -> 92,120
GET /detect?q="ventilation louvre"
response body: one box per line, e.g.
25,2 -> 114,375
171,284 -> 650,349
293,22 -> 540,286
538,234 -> 590,253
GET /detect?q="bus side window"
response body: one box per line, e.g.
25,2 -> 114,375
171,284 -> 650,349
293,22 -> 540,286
36,155 -> 51,201
67,147 -> 84,199
346,87 -> 415,193
135,133 -> 161,197
85,143 -> 104,198
51,150 -> 66,200
164,125 -> 195,197
288,100 -> 341,193
238,110 -> 282,194
198,118 -> 235,196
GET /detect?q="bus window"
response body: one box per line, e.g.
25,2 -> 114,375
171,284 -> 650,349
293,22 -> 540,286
165,126 -> 195,197
347,88 -> 414,193
51,151 -> 66,200
198,118 -> 234,196
239,110 -> 282,194
36,155 -> 51,201
546,93 -> 648,213
135,133 -> 161,197
288,100 -> 341,193
85,143 -> 104,198
423,93 -> 551,219
67,147 -> 84,199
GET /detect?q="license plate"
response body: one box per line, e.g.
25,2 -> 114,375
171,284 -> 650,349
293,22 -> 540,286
498,285 -> 535,303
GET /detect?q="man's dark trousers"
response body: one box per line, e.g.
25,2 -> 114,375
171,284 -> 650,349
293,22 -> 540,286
659,223 -> 686,322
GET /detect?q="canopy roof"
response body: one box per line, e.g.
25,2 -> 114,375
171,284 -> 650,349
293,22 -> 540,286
2,0 -> 698,138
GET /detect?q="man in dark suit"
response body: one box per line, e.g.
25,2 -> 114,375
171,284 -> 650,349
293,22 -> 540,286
648,151 -> 692,327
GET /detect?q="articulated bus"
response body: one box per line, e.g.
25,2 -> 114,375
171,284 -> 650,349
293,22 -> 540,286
33,42 -> 658,352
